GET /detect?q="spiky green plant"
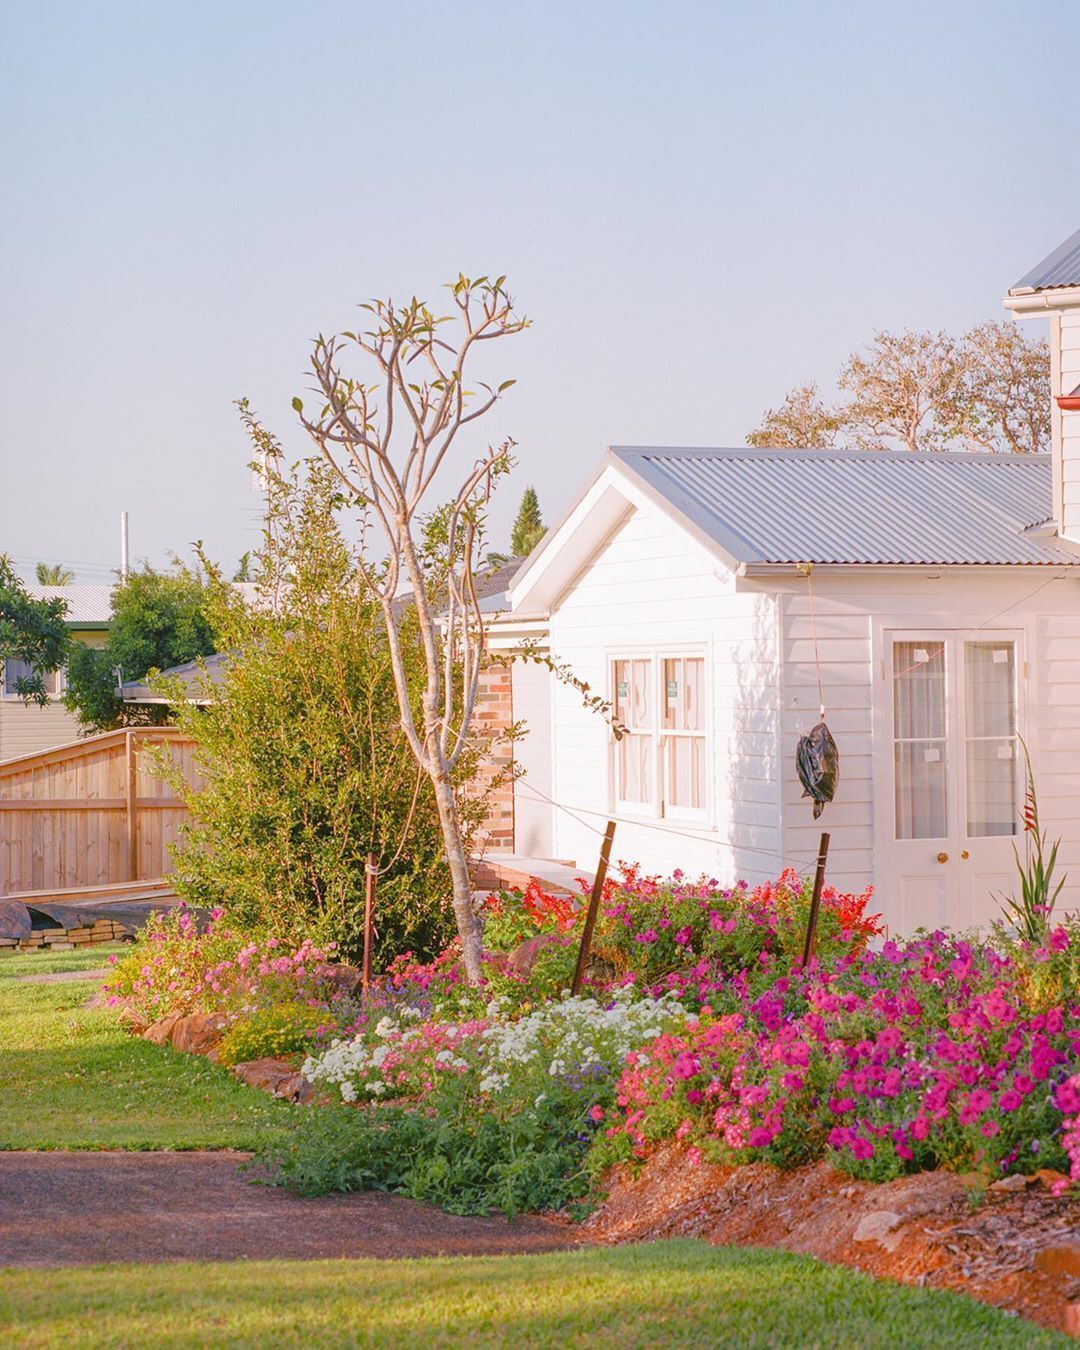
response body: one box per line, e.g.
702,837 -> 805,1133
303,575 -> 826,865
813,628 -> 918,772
999,741 -> 1065,942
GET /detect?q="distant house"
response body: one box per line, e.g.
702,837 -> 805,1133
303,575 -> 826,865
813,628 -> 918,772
488,228 -> 1080,936
0,585 -> 113,761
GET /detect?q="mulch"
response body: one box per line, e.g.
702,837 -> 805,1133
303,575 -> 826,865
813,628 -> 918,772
0,1152 -> 584,1267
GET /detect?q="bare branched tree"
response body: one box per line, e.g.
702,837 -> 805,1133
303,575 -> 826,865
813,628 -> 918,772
838,330 -> 965,453
293,275 -> 528,983
746,383 -> 840,449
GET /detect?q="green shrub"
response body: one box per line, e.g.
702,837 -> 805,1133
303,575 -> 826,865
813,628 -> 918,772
217,1001 -> 330,1066
164,446 -> 492,964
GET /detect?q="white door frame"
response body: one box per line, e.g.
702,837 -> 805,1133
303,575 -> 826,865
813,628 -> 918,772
870,615 -> 1032,934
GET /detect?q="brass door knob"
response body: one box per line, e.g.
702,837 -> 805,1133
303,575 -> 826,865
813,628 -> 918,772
961,850 -> 970,860
937,852 -> 949,864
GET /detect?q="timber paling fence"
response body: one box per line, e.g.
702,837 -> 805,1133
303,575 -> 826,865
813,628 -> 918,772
0,728 -> 198,899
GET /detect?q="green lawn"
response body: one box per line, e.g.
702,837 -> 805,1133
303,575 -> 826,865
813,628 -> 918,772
0,947 -> 294,1151
0,942 -> 127,978
0,1241 -> 1064,1348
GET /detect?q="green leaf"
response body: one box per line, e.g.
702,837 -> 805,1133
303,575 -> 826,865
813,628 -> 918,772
291,397 -> 303,413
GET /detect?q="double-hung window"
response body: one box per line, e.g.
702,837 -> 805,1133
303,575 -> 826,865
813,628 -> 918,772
611,653 -> 707,819
2,658 -> 65,700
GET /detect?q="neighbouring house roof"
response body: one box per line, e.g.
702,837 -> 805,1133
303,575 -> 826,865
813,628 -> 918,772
508,449 -> 1080,612
25,584 -> 114,625
1010,226 -> 1080,294
121,652 -> 230,705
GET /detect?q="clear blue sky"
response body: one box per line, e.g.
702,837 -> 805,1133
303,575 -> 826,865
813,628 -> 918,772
2,0 -> 1077,581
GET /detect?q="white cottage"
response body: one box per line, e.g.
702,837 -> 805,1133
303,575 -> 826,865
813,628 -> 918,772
490,228 -> 1080,936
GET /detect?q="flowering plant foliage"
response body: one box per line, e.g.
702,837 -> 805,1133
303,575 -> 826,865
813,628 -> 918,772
481,879 -> 581,950
593,866 -> 881,1009
592,925 -> 1080,1186
104,905 -> 340,1022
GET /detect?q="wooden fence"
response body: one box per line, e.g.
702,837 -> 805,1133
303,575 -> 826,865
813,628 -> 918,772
0,728 -> 198,898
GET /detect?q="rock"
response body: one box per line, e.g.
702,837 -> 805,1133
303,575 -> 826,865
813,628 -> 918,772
0,899 -> 32,941
319,964 -> 363,998
1035,1242 -> 1080,1280
169,1012 -> 228,1056
1064,1302 -> 1080,1339
231,1058 -> 314,1104
1036,1168 -> 1073,1190
143,1012 -> 182,1045
990,1173 -> 1034,1192
116,1006 -> 149,1035
507,932 -> 563,976
853,1210 -> 904,1252
274,1073 -> 315,1104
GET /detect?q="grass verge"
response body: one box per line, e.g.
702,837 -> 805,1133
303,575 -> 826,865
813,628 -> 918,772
0,1241 -> 1065,1348
0,947 -> 294,1151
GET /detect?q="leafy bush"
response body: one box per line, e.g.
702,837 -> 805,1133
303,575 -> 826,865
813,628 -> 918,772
166,450 -> 490,963
64,565 -> 216,731
216,1001 -> 331,1067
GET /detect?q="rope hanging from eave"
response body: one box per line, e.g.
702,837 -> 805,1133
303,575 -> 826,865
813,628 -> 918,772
795,563 -> 839,820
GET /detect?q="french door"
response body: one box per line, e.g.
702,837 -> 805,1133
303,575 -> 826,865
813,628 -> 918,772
884,630 -> 1023,933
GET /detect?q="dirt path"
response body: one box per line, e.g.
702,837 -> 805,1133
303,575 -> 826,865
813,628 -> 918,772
0,1152 -> 583,1266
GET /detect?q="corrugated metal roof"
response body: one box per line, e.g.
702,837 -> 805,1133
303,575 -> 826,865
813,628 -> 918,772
611,447 -> 1079,567
25,585 -> 114,623
1011,226 -> 1080,293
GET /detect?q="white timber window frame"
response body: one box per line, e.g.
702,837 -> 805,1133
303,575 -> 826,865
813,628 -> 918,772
609,649 -> 709,824
1,657 -> 67,701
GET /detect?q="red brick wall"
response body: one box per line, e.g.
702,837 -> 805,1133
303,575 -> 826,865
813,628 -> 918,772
470,661 -> 515,854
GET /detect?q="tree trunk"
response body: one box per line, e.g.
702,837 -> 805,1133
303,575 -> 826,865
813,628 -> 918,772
429,766 -> 485,983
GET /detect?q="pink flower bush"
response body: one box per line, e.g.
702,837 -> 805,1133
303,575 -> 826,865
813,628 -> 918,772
104,905 -> 340,1022
593,927 -> 1080,1185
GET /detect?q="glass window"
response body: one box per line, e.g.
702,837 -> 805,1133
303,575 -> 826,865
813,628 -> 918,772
614,658 -> 653,805
964,641 -> 1017,838
2,659 -> 63,698
662,656 -> 705,810
893,641 -> 948,839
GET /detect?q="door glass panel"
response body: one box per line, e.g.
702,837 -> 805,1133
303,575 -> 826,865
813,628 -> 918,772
666,734 -> 704,809
964,641 -> 1017,838
617,732 -> 652,804
893,641 -> 948,839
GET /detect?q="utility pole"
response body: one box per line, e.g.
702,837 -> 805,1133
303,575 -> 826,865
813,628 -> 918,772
120,511 -> 129,581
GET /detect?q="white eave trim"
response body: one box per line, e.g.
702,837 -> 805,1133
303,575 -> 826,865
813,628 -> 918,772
1003,285 -> 1080,315
737,561 -> 1080,577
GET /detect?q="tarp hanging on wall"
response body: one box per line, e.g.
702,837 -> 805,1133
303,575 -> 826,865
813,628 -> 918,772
796,721 -> 839,820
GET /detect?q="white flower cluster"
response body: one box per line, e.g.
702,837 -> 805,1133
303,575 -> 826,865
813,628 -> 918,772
476,987 -> 685,1096
302,1004 -> 467,1103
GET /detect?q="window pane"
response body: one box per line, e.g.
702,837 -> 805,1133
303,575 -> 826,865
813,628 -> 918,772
662,657 -> 703,732
666,734 -> 704,809
893,642 -> 946,739
630,659 -> 650,728
617,733 -> 652,804
964,643 -> 1015,738
965,641 -> 1017,838
894,741 -> 948,839
966,740 -> 1017,837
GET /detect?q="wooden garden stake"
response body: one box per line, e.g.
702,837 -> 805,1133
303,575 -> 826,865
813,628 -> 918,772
800,831 -> 831,969
362,852 -> 377,997
570,820 -> 616,996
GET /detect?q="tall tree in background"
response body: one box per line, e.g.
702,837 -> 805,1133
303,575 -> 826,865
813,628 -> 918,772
946,321 -> 1052,455
510,485 -> 546,555
745,384 -> 840,449
293,274 -> 527,984
838,330 -> 964,453
747,321 -> 1050,454
64,566 -> 216,730
0,556 -> 69,705
35,562 -> 74,585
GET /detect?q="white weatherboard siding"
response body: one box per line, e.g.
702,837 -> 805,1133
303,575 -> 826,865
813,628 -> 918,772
545,503 -> 782,883
0,701 -> 83,762
777,570 -> 1080,930
1062,310 -> 1080,539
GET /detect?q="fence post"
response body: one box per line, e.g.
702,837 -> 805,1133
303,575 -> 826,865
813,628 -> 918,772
362,852 -> 377,997
800,831 -> 831,969
570,820 -> 617,996
125,730 -> 139,883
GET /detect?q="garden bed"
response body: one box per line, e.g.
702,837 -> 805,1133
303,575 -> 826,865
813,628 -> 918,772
588,1142 -> 1080,1335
